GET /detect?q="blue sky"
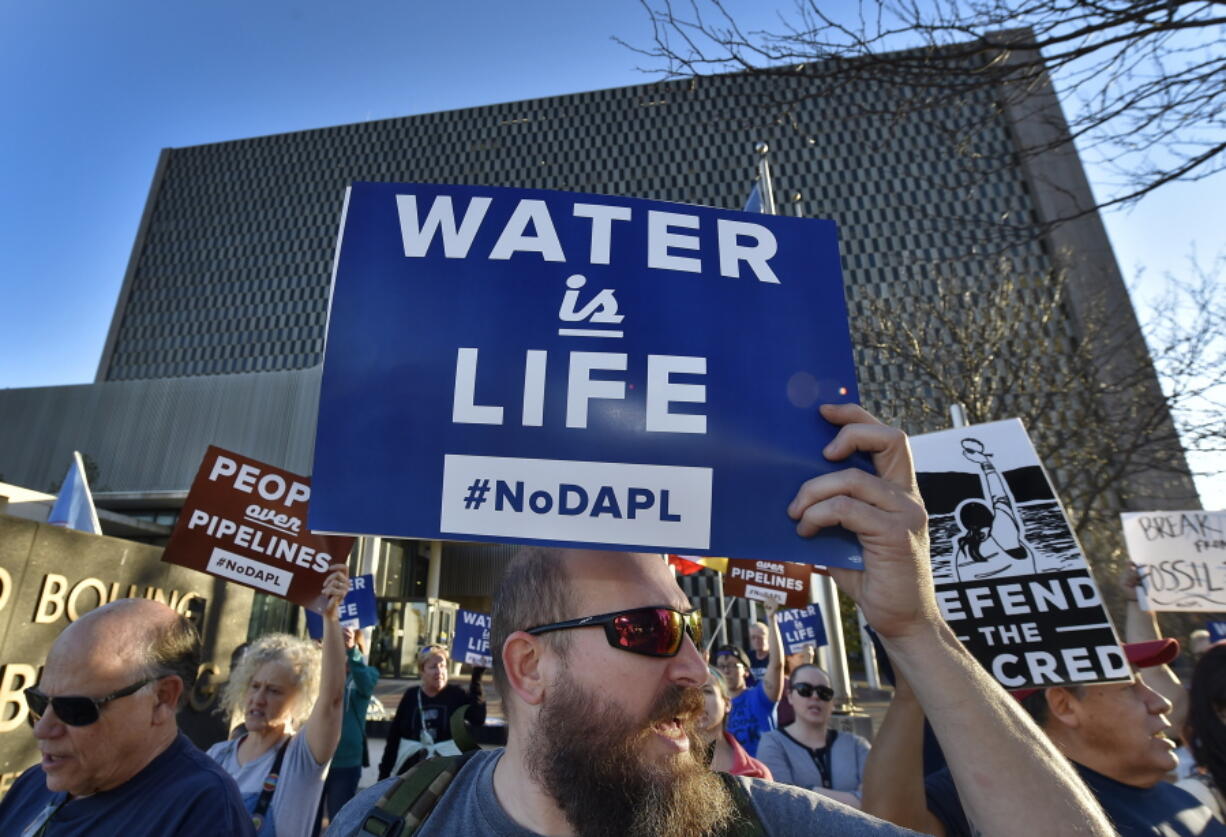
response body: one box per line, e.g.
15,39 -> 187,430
1,0 -> 1221,505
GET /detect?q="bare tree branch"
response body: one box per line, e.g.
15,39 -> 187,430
622,0 -> 1226,220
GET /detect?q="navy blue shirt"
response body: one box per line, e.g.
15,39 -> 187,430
0,731 -> 255,836
926,761 -> 1226,837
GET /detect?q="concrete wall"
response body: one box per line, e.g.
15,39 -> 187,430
0,367 -> 321,494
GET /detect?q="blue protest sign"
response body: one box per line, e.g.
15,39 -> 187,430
453,609 -> 492,667
777,603 -> 828,654
1209,621 -> 1226,644
312,182 -> 867,568
304,574 -> 378,639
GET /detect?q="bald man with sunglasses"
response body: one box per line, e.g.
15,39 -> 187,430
329,404 -> 1113,837
0,598 -> 254,836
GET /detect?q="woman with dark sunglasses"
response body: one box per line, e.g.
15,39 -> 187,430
756,664 -> 871,808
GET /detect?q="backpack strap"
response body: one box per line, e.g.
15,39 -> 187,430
449,704 -> 480,753
251,736 -> 291,832
717,772 -> 768,837
358,749 -> 479,837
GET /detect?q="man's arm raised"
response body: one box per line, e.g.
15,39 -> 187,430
859,670 -> 948,835
761,599 -> 785,703
788,403 -> 1113,837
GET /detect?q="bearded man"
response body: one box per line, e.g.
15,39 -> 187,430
326,404 -> 1114,837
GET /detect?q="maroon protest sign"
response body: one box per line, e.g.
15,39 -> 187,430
722,558 -> 810,609
162,446 -> 354,612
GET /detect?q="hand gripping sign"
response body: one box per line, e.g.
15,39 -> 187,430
162,446 -> 354,612
910,419 -> 1127,690
304,574 -> 378,638
311,182 -> 868,569
1121,510 -> 1226,611
453,609 -> 493,667
777,603 -> 828,654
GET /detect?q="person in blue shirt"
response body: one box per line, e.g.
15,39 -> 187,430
715,603 -> 784,757
0,598 -> 254,836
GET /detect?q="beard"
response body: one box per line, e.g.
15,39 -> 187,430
524,672 -> 737,837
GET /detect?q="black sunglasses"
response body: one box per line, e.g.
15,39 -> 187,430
792,682 -> 835,701
25,678 -> 154,727
526,606 -> 703,658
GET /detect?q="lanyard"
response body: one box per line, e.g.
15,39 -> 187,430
23,797 -> 67,837
811,740 -> 834,789
417,687 -> 435,746
246,735 -> 290,833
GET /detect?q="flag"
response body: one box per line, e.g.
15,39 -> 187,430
48,451 -> 102,535
667,554 -> 729,575
743,182 -> 765,214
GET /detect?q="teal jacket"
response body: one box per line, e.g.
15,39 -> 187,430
333,645 -> 380,768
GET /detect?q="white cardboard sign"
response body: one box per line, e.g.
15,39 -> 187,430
1121,510 -> 1226,611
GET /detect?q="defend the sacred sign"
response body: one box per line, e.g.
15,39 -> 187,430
911,419 -> 1127,690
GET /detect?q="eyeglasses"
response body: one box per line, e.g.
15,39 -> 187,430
526,606 -> 703,658
792,682 -> 835,701
25,678 -> 154,727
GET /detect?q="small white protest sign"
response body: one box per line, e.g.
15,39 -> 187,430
1121,510 -> 1226,611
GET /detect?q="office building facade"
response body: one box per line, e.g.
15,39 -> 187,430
0,63 -> 1197,657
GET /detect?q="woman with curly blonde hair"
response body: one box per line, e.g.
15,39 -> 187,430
208,565 -> 350,837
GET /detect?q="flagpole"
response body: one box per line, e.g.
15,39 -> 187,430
754,142 -> 776,215
707,593 -> 735,653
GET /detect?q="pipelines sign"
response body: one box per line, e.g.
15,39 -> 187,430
722,559 -> 810,610
162,447 -> 354,612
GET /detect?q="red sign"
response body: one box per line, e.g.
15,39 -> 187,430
162,446 -> 354,612
722,558 -> 811,609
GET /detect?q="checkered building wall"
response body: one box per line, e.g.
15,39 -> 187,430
101,71 -> 1058,389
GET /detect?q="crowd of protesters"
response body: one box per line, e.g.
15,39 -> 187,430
4,405 -> 1225,835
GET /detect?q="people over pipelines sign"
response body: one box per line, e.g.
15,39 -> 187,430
162,446 -> 354,612
722,558 -> 811,610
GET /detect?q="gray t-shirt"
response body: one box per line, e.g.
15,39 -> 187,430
207,730 -> 329,837
325,748 -> 920,837
756,728 -> 871,797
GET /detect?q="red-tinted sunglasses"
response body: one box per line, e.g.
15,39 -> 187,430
526,606 -> 703,658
